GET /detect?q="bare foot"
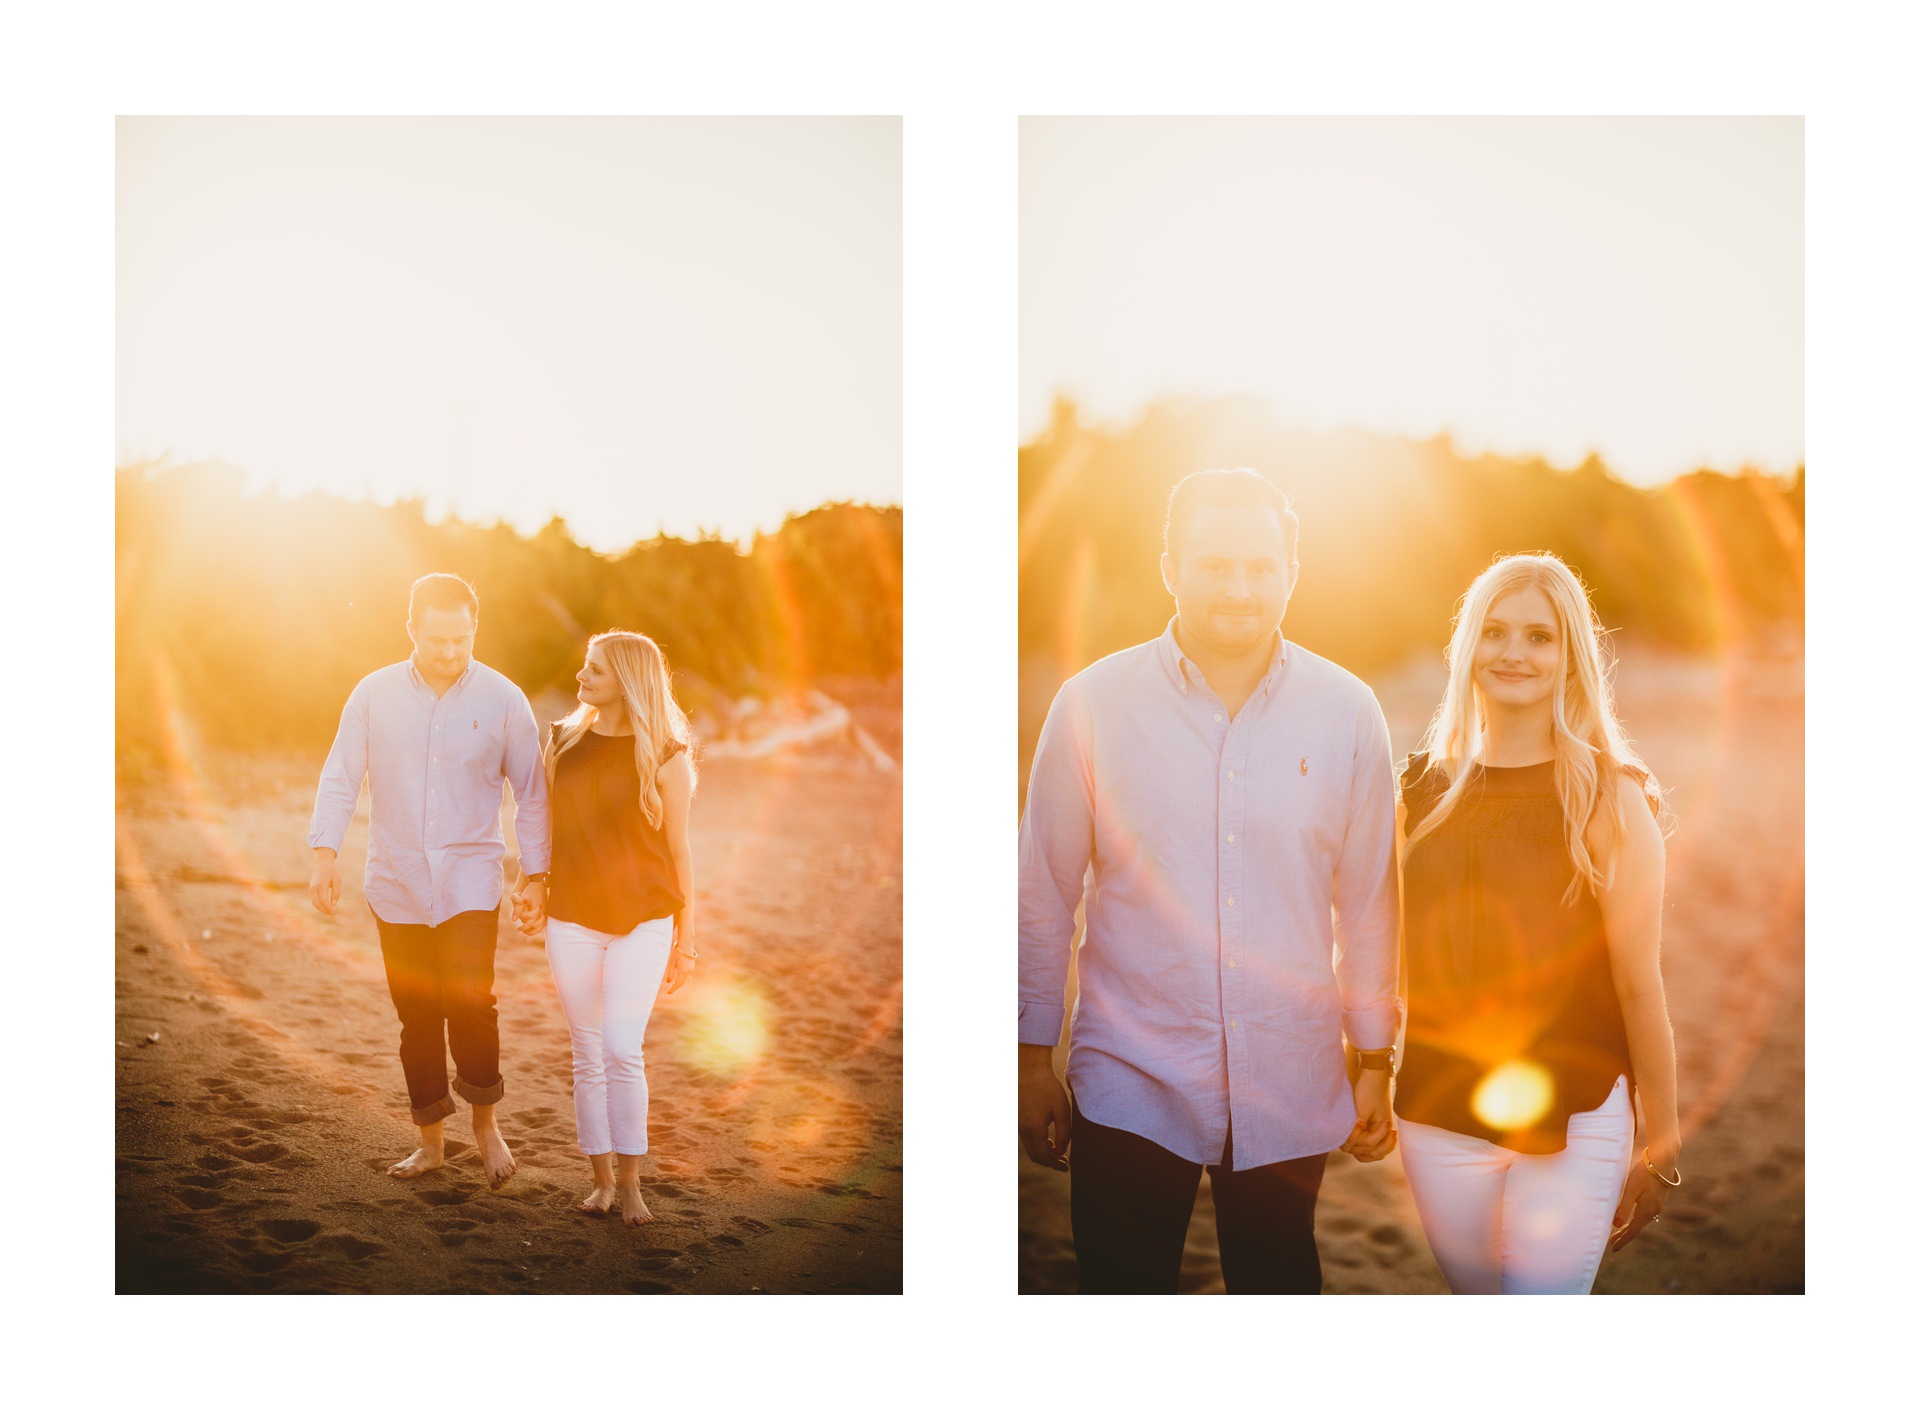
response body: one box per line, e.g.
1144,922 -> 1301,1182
388,1145 -> 445,1178
476,1124 -> 517,1189
618,1181 -> 654,1227
577,1183 -> 616,1215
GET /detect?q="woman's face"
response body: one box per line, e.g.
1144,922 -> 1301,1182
576,643 -> 623,709
1472,585 -> 1563,715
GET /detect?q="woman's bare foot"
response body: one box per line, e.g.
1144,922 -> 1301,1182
617,1181 -> 654,1227
388,1144 -> 445,1178
577,1183 -> 617,1215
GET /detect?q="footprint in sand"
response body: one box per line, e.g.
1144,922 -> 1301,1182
413,1188 -> 474,1207
258,1219 -> 322,1243
227,1142 -> 290,1164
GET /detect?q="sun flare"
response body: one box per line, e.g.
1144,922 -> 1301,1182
1470,1060 -> 1556,1131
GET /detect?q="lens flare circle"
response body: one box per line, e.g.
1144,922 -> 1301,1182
677,976 -> 773,1078
1469,1059 -> 1556,1130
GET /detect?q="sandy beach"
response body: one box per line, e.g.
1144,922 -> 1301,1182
1019,651 -> 1804,1294
116,718 -> 902,1294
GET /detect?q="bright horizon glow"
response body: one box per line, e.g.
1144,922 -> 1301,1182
118,117 -> 901,551
1021,117 -> 1803,486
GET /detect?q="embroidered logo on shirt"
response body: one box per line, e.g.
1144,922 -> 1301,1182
1300,757 -> 1310,775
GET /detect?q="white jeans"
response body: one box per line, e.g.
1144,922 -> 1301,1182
1397,1075 -> 1635,1294
543,915 -> 676,1157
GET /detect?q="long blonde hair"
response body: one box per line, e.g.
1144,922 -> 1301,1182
1404,553 -> 1662,901
547,631 -> 694,828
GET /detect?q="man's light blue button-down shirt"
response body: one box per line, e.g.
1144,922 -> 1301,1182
1018,621 -> 1402,1170
308,658 -> 551,928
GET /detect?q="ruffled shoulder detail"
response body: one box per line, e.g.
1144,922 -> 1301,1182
1399,750 -> 1448,828
1618,760 -> 1660,817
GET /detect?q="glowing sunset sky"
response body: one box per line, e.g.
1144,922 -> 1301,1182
118,117 -> 901,551
1021,117 -> 1802,485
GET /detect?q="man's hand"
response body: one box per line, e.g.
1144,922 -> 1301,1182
512,879 -> 547,942
1018,1044 -> 1072,1171
308,849 -> 342,916
1340,1067 -> 1396,1162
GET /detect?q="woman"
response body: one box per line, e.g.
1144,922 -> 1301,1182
1392,553 -> 1680,1294
516,631 -> 698,1226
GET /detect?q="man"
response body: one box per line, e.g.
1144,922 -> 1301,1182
308,573 -> 550,1187
1017,468 -> 1401,1294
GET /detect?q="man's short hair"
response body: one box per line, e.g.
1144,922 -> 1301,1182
1163,468 -> 1300,562
408,573 -> 479,625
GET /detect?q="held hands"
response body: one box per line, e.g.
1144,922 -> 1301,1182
1340,1067 -> 1397,1162
512,879 -> 547,942
308,850 -> 342,916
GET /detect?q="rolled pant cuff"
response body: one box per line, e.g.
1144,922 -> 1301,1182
454,1075 -> 505,1106
411,1094 -> 458,1126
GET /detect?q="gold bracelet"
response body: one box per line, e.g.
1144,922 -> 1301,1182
1643,1148 -> 1681,1188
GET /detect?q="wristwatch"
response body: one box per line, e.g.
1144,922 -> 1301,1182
525,873 -> 549,886
1355,1046 -> 1395,1072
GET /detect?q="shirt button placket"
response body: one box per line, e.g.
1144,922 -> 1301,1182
1221,717 -> 1243,1135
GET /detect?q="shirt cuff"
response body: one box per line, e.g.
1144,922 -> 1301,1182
1018,1001 -> 1066,1047
307,827 -> 344,852
1342,998 -> 1402,1053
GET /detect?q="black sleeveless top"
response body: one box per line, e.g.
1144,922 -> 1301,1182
1396,753 -> 1636,1154
546,725 -> 687,934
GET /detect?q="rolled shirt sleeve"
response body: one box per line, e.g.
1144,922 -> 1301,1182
1017,681 -> 1094,1048
307,683 -> 369,853
1331,693 -> 1403,1051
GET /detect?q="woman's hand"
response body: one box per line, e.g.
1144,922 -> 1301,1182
1609,1152 -> 1675,1251
512,880 -> 547,944
664,933 -> 697,993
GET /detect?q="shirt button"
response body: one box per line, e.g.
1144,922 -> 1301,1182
1227,770 -> 1236,781
1231,1020 -> 1239,1030
1213,712 -> 1222,722
1228,959 -> 1236,969
1226,897 -> 1236,907
1227,832 -> 1236,843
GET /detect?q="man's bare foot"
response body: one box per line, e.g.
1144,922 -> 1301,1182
577,1183 -> 617,1215
388,1145 -> 445,1178
617,1181 -> 654,1227
476,1123 -> 517,1189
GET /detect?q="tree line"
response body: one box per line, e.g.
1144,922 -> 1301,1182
1020,395 -> 1804,684
117,461 -> 902,771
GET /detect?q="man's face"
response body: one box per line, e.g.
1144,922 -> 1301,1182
408,605 -> 477,684
1161,504 -> 1296,659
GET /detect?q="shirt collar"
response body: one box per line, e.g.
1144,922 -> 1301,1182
1156,616 -> 1289,698
408,656 -> 476,693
